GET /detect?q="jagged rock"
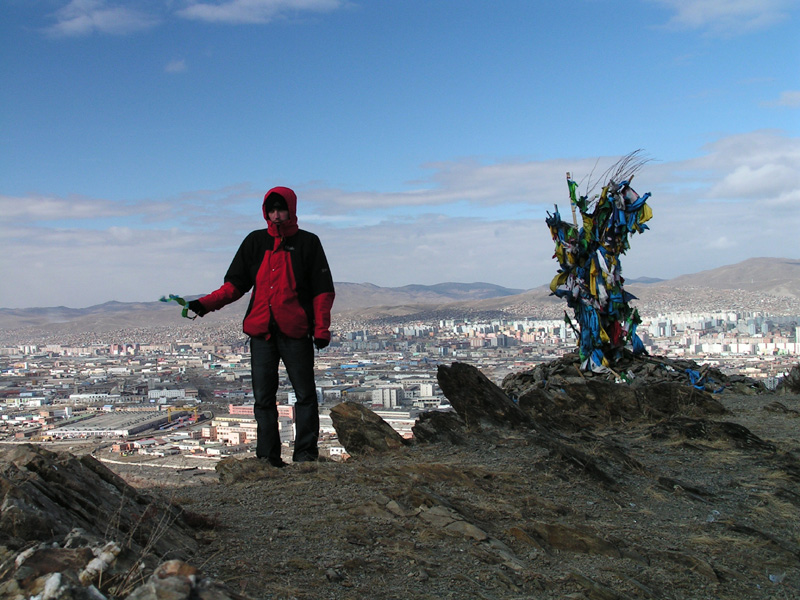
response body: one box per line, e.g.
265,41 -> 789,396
437,362 -> 532,431
779,363 -> 800,393
411,410 -> 467,444
0,444 -> 196,558
330,401 -> 409,455
516,377 -> 642,431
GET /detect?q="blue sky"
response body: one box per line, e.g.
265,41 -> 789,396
1,0 -> 798,309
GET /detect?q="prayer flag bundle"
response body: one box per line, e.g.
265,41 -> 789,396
159,294 -> 196,320
546,153 -> 652,373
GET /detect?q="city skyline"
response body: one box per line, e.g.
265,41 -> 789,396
2,1 -> 799,309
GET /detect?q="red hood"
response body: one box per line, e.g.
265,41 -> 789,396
263,186 -> 299,237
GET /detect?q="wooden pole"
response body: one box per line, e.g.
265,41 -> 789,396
567,172 -> 577,227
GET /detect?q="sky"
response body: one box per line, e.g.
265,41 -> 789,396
1,0 -> 799,309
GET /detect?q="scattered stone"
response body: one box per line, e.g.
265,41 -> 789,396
444,519 -> 489,542
215,456 -> 286,485
325,568 -> 344,583
529,522 -> 622,558
125,559 -> 251,600
0,536 -> 249,600
0,444 -> 205,600
648,417 -> 777,452
763,401 -> 800,415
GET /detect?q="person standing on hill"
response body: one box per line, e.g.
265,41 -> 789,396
186,186 -> 335,466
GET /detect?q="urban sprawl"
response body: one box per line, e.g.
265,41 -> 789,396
2,308 -> 798,466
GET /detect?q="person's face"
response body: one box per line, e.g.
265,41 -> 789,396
268,208 -> 290,223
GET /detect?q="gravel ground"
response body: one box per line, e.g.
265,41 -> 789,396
108,390 -> 800,600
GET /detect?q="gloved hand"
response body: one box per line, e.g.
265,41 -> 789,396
187,300 -> 208,317
314,337 -> 330,350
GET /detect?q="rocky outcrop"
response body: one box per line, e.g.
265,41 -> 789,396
414,360 -> 778,494
0,444 -> 196,555
1,354 -> 794,600
502,353 -> 732,431
504,351 -> 770,396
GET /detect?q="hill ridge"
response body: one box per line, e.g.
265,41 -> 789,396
0,257 -> 798,334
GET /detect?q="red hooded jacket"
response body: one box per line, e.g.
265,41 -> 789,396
197,187 -> 335,341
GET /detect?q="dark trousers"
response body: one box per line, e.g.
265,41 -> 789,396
250,334 -> 319,461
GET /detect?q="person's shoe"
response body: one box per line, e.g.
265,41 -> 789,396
292,453 -> 319,463
258,456 -> 287,468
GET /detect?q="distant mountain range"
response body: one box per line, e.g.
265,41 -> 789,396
333,281 -> 525,311
1,258 -> 798,335
656,257 -> 800,297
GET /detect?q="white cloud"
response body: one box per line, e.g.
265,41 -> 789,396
2,130 -> 799,308
301,155 -> 648,215
705,235 -> 736,249
165,59 -> 188,73
652,0 -> 798,35
177,0 -> 343,24
320,216 -> 554,290
680,130 -> 800,204
45,0 -> 159,37
1,224 -> 223,309
708,163 -> 800,202
763,90 -> 800,108
0,194 -> 133,221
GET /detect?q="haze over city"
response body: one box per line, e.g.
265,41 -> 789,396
2,0 -> 798,309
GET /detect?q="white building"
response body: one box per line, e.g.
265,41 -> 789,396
372,386 -> 404,409
68,393 -> 122,404
148,389 -> 186,401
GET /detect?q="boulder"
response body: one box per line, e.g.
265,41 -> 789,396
330,401 -> 408,456
412,410 -> 467,444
